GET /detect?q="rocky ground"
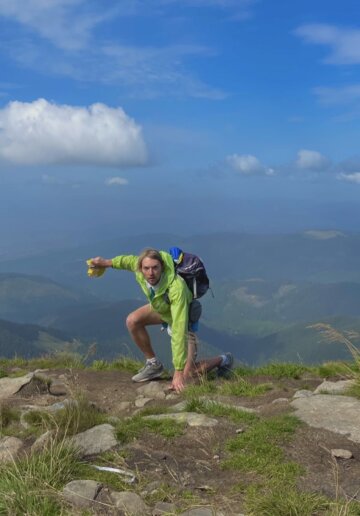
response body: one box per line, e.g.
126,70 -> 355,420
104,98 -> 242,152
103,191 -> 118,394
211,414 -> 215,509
1,367 -> 360,515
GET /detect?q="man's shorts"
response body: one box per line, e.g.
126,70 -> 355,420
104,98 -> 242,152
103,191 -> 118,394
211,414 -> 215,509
162,299 -> 202,334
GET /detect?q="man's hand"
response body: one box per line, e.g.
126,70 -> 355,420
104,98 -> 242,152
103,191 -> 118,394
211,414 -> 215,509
89,257 -> 112,268
171,370 -> 186,393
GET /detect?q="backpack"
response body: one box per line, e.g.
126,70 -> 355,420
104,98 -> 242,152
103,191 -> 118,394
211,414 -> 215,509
169,247 -> 210,299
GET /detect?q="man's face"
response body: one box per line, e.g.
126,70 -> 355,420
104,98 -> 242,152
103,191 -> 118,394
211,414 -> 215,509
141,257 -> 162,285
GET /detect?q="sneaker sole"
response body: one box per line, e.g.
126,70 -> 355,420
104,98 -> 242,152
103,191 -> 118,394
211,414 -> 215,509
131,371 -> 164,383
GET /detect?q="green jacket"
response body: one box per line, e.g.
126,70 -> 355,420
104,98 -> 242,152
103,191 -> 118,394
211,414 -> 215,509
111,251 -> 192,371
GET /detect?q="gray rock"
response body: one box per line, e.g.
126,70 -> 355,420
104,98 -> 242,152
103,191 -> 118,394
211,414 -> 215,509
49,381 -> 68,395
331,449 -> 353,459
0,373 -> 34,400
0,436 -> 23,463
31,430 -> 54,453
70,424 -> 117,457
272,397 -> 289,404
291,394 -> 360,443
200,397 -> 257,413
180,508 -> 216,516
135,397 -> 152,408
153,501 -> 177,515
136,382 -> 168,399
47,398 -> 78,412
314,380 -> 355,395
110,491 -> 150,515
293,390 -> 313,399
63,479 -> 102,508
171,401 -> 188,412
144,412 -> 218,427
165,392 -> 179,400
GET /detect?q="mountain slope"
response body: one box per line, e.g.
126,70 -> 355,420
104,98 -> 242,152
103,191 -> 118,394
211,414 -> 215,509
0,319 -> 74,358
0,273 -> 98,325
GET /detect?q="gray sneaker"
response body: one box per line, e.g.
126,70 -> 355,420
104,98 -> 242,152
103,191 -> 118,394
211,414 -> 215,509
217,352 -> 234,378
132,361 -> 164,383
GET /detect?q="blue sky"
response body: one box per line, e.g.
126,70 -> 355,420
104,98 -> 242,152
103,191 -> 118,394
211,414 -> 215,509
1,0 -> 360,254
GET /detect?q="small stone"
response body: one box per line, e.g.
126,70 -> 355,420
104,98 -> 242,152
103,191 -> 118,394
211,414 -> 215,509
331,449 -> 353,460
196,485 -> 213,491
0,436 -> 23,463
153,501 -> 177,515
110,491 -> 150,515
47,399 -> 78,412
49,381 -> 67,396
136,382 -> 167,400
63,480 -> 102,508
213,454 -> 220,460
272,397 -> 289,404
171,401 -> 187,412
135,397 -> 152,408
70,424 -> 117,457
236,428 -> 244,434
293,390 -> 313,399
180,508 -> 215,516
31,430 -> 54,453
314,380 -> 355,395
165,392 -> 179,400
144,412 -> 218,427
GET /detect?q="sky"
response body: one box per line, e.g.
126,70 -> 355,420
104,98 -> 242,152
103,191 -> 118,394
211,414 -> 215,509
1,0 -> 360,255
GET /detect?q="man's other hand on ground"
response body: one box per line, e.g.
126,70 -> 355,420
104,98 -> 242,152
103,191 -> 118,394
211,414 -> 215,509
171,370 -> 186,393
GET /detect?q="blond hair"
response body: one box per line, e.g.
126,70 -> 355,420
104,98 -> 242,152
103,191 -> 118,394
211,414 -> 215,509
137,248 -> 164,272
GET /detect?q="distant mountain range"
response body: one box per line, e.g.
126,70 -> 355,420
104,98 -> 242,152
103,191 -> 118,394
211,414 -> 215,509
0,230 -> 359,366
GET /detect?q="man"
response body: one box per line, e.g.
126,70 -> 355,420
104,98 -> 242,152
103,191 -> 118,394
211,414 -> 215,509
89,248 -> 233,392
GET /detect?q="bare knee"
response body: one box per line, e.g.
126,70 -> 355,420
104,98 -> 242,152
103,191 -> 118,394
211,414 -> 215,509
126,312 -> 143,332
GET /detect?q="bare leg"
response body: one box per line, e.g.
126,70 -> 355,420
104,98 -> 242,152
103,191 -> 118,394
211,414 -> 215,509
126,304 -> 163,360
184,332 -> 222,378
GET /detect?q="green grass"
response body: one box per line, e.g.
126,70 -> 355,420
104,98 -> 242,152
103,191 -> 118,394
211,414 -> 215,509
346,382 -> 360,399
0,352 -> 86,371
317,361 -> 359,379
0,405 -> 21,434
233,362 -> 315,380
185,397 -> 258,425
219,377 -> 272,397
245,483 -> 330,516
0,437 -> 81,515
116,414 -> 185,444
224,414 -> 301,480
184,374 -> 272,398
23,395 -> 107,437
90,356 -> 143,373
252,363 -> 313,379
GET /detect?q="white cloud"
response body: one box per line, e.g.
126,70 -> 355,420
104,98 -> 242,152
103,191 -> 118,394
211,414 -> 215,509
100,44 -> 226,99
0,1 -> 228,100
105,176 -> 129,186
295,24 -> 360,65
296,149 -> 330,171
0,0 -> 111,50
314,84 -> 360,105
226,154 -> 274,176
0,99 -> 148,167
337,172 -> 360,184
